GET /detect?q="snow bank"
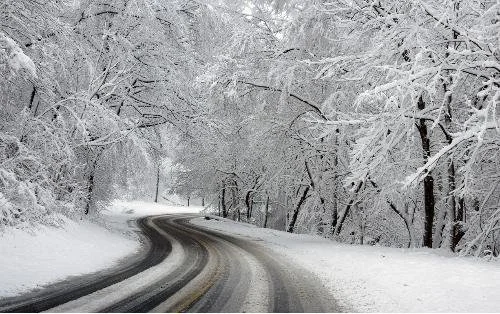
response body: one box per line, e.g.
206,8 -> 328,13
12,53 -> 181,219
0,215 -> 139,298
104,199 -> 203,218
193,217 -> 500,312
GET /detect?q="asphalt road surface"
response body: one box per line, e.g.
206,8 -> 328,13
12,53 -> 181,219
0,215 -> 341,313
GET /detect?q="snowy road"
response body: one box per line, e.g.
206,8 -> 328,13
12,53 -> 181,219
0,215 -> 339,312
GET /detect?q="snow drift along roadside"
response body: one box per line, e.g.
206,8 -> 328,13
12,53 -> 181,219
0,214 -> 140,298
192,216 -> 500,313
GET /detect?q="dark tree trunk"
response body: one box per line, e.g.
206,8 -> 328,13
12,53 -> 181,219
416,95 -> 436,248
452,190 -> 466,250
263,194 -> 269,228
330,190 -> 338,234
458,198 -> 465,222
388,201 -> 414,248
85,170 -> 95,215
448,160 -> 459,250
443,27 -> 465,251
249,199 -> 253,219
28,86 -> 37,110
245,190 -> 253,220
116,100 -> 124,116
221,182 -> 228,218
335,181 -> 363,236
217,193 -> 221,217
330,135 -> 339,235
154,165 -> 160,203
287,185 -> 310,233
230,180 -> 239,220
84,156 -> 100,215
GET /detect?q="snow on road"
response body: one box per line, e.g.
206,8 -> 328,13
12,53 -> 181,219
0,200 -> 201,299
193,216 -> 500,313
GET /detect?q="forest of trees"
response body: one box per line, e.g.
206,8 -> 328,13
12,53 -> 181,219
1,0 -> 499,257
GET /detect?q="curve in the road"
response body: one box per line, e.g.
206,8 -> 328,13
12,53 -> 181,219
0,214 -> 341,313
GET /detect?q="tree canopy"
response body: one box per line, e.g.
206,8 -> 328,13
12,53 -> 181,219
1,0 -> 499,256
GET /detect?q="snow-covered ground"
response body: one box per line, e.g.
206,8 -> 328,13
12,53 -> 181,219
0,200 -> 202,299
104,199 -> 203,218
3,200 -> 499,312
193,216 -> 500,313
0,215 -> 139,298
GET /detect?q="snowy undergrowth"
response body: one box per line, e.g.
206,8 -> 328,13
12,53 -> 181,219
193,217 -> 500,312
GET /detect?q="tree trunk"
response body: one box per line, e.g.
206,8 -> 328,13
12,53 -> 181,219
433,207 -> 447,248
153,128 -> 162,204
433,172 -> 446,248
245,190 -> 252,220
263,194 -> 269,228
28,86 -> 37,111
447,160 -> 459,250
250,199 -> 254,218
416,95 -> 436,248
116,100 -> 124,116
330,188 -> 338,235
442,110 -> 465,251
335,181 -> 363,236
154,165 -> 160,203
305,160 -> 327,226
443,24 -> 466,251
287,185 -> 310,233
221,182 -> 228,218
230,180 -> 239,220
389,201 -> 415,248
85,169 -> 95,215
84,152 -> 101,215
353,204 -> 364,244
330,136 -> 339,236
218,193 -> 221,217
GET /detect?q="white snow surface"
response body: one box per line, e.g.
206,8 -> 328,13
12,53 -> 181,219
0,200 -> 201,299
0,215 -> 139,298
104,199 -> 203,218
192,216 -> 500,312
3,200 -> 498,312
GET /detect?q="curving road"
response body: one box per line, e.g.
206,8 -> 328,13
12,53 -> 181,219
0,215 -> 340,313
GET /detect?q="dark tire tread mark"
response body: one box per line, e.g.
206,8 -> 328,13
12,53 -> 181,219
100,218 -> 212,313
177,220 -> 302,313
